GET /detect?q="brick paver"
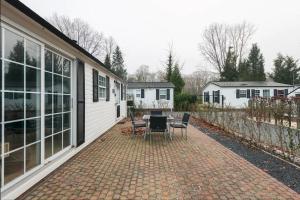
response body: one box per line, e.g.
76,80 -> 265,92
19,122 -> 300,200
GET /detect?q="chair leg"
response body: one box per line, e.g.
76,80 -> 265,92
181,128 -> 183,138
131,126 -> 135,139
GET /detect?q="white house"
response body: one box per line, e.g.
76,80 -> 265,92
127,82 -> 175,110
202,81 -> 293,108
288,85 -> 300,97
1,1 -> 127,199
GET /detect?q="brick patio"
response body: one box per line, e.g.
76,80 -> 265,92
19,122 -> 300,200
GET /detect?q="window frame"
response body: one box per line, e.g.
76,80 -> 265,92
98,75 -> 106,100
263,89 -> 270,98
136,89 -> 141,98
159,89 -> 167,100
239,90 -> 247,98
254,90 -> 260,97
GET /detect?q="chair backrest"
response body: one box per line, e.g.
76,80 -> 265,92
150,116 -> 167,131
182,113 -> 190,125
129,111 -> 134,122
151,110 -> 162,116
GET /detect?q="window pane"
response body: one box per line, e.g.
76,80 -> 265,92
63,95 -> 70,112
45,94 -> 52,114
63,59 -> 71,77
53,74 -> 62,94
63,113 -> 70,130
53,54 -> 62,74
26,142 -> 41,171
5,61 -> 24,91
45,72 -> 52,93
45,50 -> 52,72
53,133 -> 62,154
26,93 -> 41,118
4,121 -> 24,152
26,40 -> 41,68
4,148 -> 24,184
53,95 -> 62,113
45,136 -> 52,159
26,67 -> 41,92
5,92 -> 24,121
63,130 -> 70,148
26,119 -> 41,145
45,116 -> 52,137
4,29 -> 24,63
63,77 -> 70,94
53,114 -> 62,133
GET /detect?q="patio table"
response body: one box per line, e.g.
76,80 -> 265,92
142,115 -> 175,140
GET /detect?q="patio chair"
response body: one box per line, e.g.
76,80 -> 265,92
147,116 -> 168,143
150,110 -> 163,116
170,113 -> 190,140
130,112 -> 147,138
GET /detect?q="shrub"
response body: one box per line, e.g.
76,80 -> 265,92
174,93 -> 198,111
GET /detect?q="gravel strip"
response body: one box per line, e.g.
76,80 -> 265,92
191,119 -> 300,194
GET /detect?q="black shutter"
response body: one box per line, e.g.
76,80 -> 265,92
92,69 -> 98,102
121,83 -> 123,100
77,59 -> 85,146
213,91 -> 215,102
167,89 -> 170,100
216,90 -> 220,103
106,76 -> 110,101
251,89 -> 255,98
124,85 -> 126,100
284,89 -> 288,97
236,89 -> 240,99
141,89 -> 145,98
156,89 -> 159,100
274,89 -> 278,97
247,89 -> 250,98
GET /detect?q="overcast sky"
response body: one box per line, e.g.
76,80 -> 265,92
21,0 -> 300,75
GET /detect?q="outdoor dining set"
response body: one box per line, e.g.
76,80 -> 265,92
130,110 -> 190,143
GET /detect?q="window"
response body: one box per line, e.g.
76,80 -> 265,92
263,89 -> 270,98
44,49 -> 72,161
136,89 -> 141,98
159,89 -> 167,100
1,25 -> 72,187
254,90 -> 260,97
213,90 -> 220,103
277,89 -> 284,97
98,75 -> 106,99
239,90 -> 247,98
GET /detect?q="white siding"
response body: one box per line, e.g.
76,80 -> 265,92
85,63 -> 127,142
203,83 -> 293,108
128,88 -> 174,109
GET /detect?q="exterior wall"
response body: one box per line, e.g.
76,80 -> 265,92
127,88 -> 174,109
85,63 -> 126,142
203,83 -> 293,108
1,2 -> 127,199
288,87 -> 300,97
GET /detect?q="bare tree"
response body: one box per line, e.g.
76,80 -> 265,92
135,65 -> 151,81
183,70 -> 219,95
48,13 -> 105,59
104,36 -> 117,58
199,21 -> 255,74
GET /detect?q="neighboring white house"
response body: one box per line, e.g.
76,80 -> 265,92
288,85 -> 300,97
1,1 -> 127,199
127,82 -> 175,109
202,81 -> 293,108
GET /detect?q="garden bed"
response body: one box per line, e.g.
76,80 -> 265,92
190,116 -> 300,193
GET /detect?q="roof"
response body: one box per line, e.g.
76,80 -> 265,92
128,82 -> 175,89
206,81 -> 292,88
5,0 -> 123,80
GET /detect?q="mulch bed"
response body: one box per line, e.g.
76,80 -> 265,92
190,116 -> 300,194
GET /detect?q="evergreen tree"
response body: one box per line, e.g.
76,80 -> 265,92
220,47 -> 238,81
270,54 -> 300,85
165,52 -> 173,82
104,54 -> 112,69
246,44 -> 266,81
112,46 -> 127,79
238,60 -> 250,81
170,63 -> 185,95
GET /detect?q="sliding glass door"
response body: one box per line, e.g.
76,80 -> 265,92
0,26 -> 72,188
